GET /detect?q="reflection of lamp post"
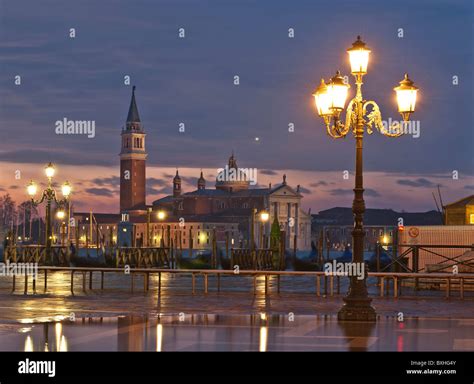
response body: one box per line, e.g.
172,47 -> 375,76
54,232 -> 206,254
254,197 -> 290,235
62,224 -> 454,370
312,36 -> 419,322
27,163 -> 72,262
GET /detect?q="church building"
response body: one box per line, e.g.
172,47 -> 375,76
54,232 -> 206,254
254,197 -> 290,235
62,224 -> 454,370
74,88 -> 312,251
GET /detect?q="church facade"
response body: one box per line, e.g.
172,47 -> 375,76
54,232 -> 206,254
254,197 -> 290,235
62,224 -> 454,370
153,154 -> 312,250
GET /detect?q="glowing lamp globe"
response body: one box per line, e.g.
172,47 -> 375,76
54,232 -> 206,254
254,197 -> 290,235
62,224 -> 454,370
45,162 -> 55,178
347,36 -> 371,75
394,73 -> 418,121
61,181 -> 72,198
260,211 -> 270,222
327,71 -> 350,112
312,79 -> 332,117
27,181 -> 37,197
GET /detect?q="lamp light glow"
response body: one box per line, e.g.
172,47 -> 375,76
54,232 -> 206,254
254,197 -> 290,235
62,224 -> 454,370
347,36 -> 371,75
327,71 -> 350,112
27,181 -> 37,197
260,211 -> 270,222
312,79 -> 332,117
61,181 -> 71,198
45,162 -> 55,178
394,73 -> 418,121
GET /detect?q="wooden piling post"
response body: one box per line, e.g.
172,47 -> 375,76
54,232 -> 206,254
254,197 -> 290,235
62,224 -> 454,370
446,278 -> 450,298
393,277 -> 398,298
24,274 -> 28,295
264,275 -> 268,295
277,274 -> 281,294
101,271 -> 104,290
44,269 -> 48,293
82,272 -> 86,292
316,275 -> 320,297
217,273 -> 221,292
70,271 -> 74,294
192,273 -> 196,294
204,274 -> 208,294
380,277 -> 384,297
12,275 -> 16,293
413,246 -> 419,290
158,272 -> 162,293
89,271 -> 93,290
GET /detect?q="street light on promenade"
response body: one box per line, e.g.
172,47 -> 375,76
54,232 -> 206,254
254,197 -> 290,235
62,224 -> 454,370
27,163 -> 72,262
259,210 -> 270,248
56,210 -> 66,246
157,210 -> 167,246
312,36 -> 419,321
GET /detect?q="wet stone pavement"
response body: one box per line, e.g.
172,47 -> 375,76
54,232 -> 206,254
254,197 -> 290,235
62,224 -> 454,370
0,271 -> 473,351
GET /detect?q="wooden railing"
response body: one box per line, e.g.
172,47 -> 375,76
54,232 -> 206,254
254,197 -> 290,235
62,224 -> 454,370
115,247 -> 171,268
230,248 -> 275,270
4,245 -> 69,265
373,243 -> 474,274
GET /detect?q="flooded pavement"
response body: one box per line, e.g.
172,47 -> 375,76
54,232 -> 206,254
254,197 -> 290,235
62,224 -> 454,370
1,314 -> 473,351
0,271 -> 473,351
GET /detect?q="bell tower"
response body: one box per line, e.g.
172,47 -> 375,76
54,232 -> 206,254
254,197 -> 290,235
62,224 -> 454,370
120,86 -> 147,212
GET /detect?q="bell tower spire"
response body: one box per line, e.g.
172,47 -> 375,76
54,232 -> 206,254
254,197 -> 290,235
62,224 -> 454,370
120,86 -> 147,212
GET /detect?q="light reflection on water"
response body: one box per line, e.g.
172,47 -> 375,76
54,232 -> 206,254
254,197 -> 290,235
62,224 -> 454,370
0,314 -> 465,351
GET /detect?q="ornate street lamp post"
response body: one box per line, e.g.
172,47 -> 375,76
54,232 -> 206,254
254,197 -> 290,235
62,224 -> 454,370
312,36 -> 419,321
27,163 -> 72,263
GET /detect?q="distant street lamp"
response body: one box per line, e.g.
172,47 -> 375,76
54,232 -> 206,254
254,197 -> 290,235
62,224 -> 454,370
146,207 -> 152,247
157,210 -> 167,246
56,210 -> 66,246
312,36 -> 419,321
27,163 -> 72,262
259,210 -> 270,248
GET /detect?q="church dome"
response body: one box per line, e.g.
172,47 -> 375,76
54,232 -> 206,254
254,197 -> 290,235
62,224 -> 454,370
215,152 -> 250,192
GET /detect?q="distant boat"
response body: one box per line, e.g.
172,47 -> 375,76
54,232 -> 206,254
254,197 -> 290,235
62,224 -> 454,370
335,246 -> 353,263
70,247 -> 106,267
293,257 -> 321,271
367,248 -> 392,271
178,249 -> 213,270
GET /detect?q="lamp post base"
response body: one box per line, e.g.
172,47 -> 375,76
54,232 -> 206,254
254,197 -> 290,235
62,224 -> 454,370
338,297 -> 377,322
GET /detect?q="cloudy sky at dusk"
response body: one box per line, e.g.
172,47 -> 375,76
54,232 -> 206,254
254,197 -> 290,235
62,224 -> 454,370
0,0 -> 472,213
